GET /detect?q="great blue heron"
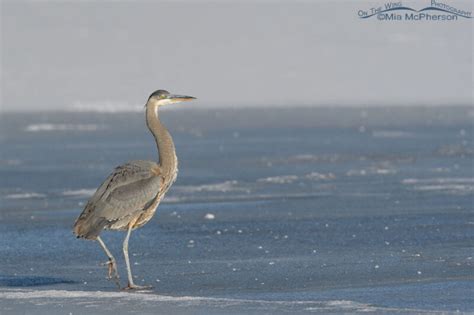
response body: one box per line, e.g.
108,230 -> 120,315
73,90 -> 196,290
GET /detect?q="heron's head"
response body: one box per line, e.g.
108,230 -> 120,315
147,90 -> 196,107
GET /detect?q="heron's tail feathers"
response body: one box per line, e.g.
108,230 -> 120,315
73,214 -> 108,240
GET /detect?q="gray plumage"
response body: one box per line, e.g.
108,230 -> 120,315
73,160 -> 162,239
73,89 -> 195,290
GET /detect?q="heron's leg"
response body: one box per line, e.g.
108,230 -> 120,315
122,222 -> 152,290
96,236 -> 121,289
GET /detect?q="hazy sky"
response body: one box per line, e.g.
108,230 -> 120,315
1,0 -> 473,111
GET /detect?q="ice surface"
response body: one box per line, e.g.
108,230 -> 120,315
204,213 -> 216,220
175,180 -> 244,193
257,175 -> 299,184
61,189 -> 96,197
0,289 -> 458,314
402,178 -> 474,194
371,130 -> 413,138
0,107 -> 473,314
24,124 -> 104,132
4,192 -> 46,199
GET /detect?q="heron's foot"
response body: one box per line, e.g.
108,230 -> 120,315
103,258 -> 121,289
122,283 -> 153,291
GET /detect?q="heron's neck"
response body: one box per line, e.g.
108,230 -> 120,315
146,104 -> 177,177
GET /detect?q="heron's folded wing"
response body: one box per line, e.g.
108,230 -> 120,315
85,161 -> 162,222
94,174 -> 162,222
86,161 -> 155,202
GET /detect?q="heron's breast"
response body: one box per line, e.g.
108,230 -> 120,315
133,173 -> 177,229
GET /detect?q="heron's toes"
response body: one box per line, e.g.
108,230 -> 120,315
122,283 -> 153,291
106,260 -> 116,278
103,258 -> 121,289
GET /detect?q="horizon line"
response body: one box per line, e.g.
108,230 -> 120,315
1,103 -> 473,114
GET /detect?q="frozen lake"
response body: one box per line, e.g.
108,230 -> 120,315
0,107 -> 473,314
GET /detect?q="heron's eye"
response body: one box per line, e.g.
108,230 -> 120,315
160,94 -> 167,99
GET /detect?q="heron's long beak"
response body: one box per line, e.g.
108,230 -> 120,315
168,94 -> 196,103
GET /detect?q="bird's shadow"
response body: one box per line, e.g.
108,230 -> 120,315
0,275 -> 76,287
